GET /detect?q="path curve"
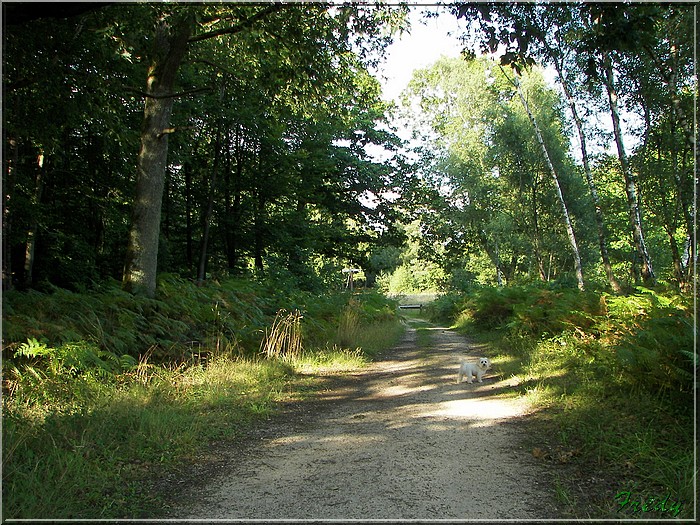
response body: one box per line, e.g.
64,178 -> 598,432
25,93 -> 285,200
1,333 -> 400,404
171,321 -> 557,520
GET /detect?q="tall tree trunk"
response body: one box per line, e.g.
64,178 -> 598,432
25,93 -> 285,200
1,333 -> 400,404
510,71 -> 585,291
122,15 -> 192,297
163,166 -> 172,240
3,135 -> 18,290
531,182 -> 547,281
225,126 -> 242,272
680,148 -> 695,287
493,240 -> 504,287
254,192 -> 265,274
23,152 -> 46,287
197,116 -> 223,285
184,162 -> 194,274
550,51 -> 621,292
601,55 -> 656,286
665,225 -> 685,286
480,230 -> 504,286
643,35 -> 694,287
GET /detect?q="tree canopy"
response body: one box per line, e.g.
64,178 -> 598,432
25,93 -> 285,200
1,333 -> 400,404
2,3 -> 694,294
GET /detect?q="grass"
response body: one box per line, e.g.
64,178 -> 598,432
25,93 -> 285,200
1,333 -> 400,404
2,356 -> 297,519
2,283 -> 405,520
426,284 -> 695,519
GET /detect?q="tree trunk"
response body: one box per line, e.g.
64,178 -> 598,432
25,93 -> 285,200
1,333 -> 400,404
480,230 -> 504,286
197,117 -> 223,285
23,152 -> 46,287
122,15 -> 192,297
601,55 -> 656,286
665,225 -> 685,286
225,126 -> 243,272
3,135 -> 18,290
254,192 -> 265,274
184,162 -> 194,274
550,52 -> 621,292
511,72 -> 585,291
681,148 -> 695,287
531,181 -> 547,282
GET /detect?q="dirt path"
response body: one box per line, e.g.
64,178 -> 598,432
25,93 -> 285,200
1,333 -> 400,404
169,320 -> 559,520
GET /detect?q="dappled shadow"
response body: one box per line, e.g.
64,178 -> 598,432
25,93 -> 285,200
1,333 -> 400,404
168,318 -> 558,520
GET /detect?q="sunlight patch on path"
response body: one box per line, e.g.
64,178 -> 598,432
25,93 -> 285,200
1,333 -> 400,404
427,397 -> 529,422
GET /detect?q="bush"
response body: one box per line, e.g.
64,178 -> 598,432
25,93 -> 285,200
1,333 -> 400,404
603,288 -> 695,395
433,284 -> 694,396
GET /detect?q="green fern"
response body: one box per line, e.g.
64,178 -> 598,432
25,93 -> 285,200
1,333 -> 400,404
14,338 -> 51,359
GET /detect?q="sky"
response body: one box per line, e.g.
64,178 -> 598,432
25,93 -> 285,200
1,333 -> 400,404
361,6 -> 468,162
376,7 -> 467,103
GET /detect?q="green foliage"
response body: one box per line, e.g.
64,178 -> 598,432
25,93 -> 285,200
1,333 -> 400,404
14,338 -> 137,379
432,284 -> 694,514
430,284 -> 694,396
2,277 -> 403,519
603,288 -> 695,394
3,4 -> 409,291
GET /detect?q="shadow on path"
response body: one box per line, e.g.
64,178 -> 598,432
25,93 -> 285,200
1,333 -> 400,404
167,319 -> 560,520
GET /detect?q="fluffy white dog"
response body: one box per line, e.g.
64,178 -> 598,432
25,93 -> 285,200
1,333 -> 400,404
457,357 -> 492,384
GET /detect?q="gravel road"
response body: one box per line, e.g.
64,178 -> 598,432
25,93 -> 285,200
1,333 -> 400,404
170,320 -> 558,520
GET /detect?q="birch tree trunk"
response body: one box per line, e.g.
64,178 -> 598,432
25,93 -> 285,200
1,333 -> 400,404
531,182 -> 547,282
601,55 -> 656,285
122,15 -> 192,297
550,52 -> 622,293
511,72 -> 585,291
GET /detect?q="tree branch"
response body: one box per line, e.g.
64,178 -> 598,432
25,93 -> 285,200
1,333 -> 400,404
191,58 -> 235,76
158,126 -> 196,138
124,86 -> 213,99
187,3 -> 285,43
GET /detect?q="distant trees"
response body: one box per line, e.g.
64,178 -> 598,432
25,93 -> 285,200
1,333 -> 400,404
402,57 -> 588,288
394,3 -> 694,291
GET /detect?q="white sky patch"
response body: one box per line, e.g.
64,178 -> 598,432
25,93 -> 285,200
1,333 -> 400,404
377,8 -> 465,103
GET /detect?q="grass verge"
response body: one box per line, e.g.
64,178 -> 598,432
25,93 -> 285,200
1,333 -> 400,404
2,284 -> 404,519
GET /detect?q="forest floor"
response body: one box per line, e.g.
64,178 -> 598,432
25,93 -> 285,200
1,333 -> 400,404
164,318 -> 564,520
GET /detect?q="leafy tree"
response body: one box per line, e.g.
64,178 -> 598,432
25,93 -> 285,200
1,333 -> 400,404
450,1 -> 694,289
3,3 -> 409,294
402,57 -> 587,287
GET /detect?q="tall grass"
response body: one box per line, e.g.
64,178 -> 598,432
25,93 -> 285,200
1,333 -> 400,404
261,309 -> 304,360
427,284 -> 695,518
3,355 -> 294,519
2,281 -> 404,519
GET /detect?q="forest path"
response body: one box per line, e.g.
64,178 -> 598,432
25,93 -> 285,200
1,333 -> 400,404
170,319 -> 558,520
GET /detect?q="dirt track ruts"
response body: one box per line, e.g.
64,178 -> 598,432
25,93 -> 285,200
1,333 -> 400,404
169,320 -> 559,520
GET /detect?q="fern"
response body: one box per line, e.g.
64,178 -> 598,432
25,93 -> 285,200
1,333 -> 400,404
14,338 -> 51,359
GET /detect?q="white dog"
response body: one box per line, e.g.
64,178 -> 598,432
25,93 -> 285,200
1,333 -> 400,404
457,357 -> 492,384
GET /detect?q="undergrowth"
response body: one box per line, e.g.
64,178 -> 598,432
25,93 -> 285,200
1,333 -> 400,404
2,277 -> 403,519
426,284 -> 695,519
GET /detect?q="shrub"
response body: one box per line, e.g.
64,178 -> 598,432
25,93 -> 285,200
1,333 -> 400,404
435,284 -> 694,396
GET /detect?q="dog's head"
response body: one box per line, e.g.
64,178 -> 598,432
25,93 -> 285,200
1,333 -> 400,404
478,357 -> 491,370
